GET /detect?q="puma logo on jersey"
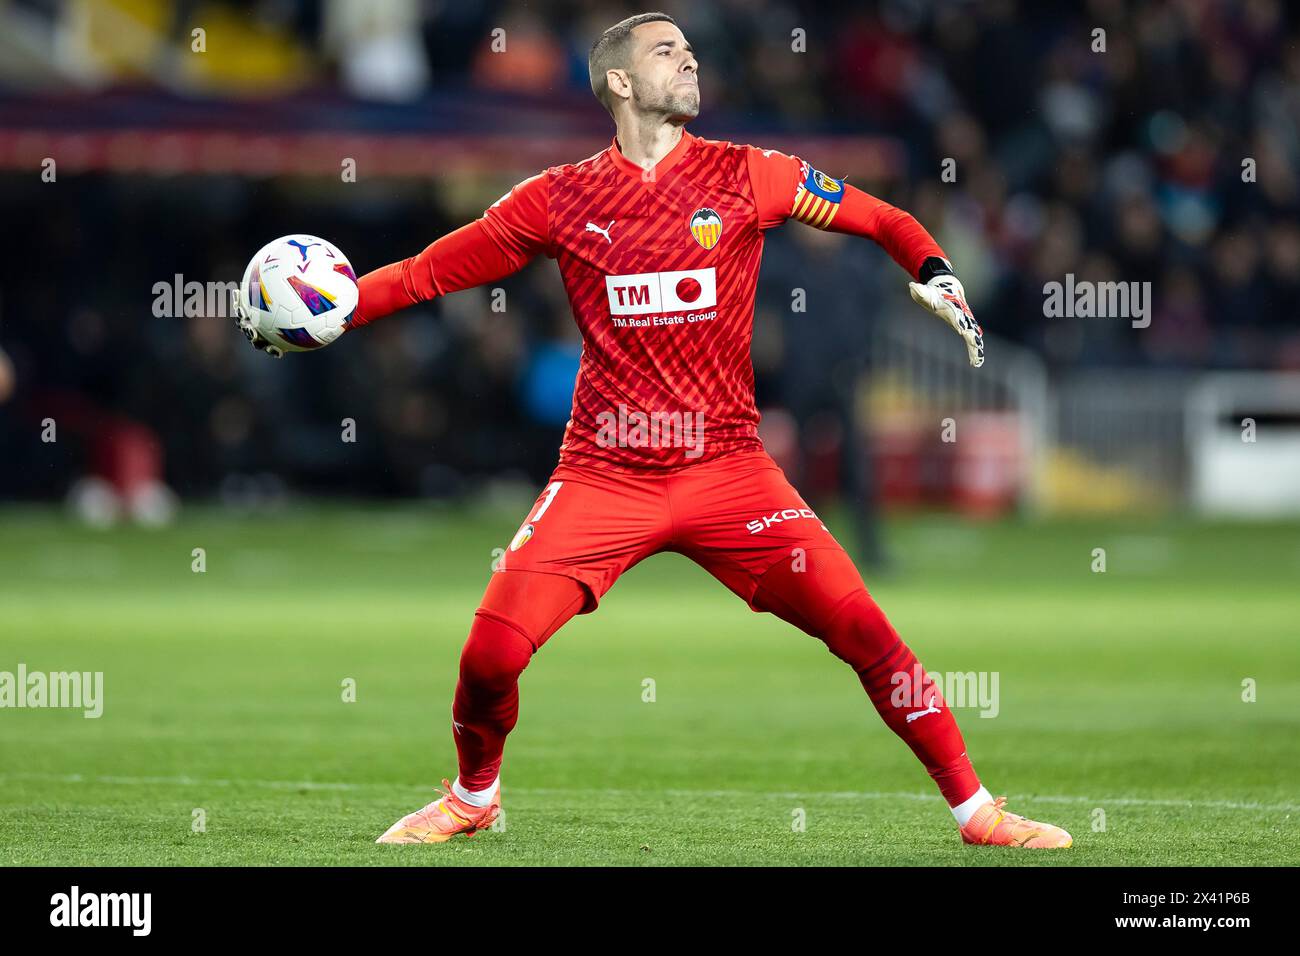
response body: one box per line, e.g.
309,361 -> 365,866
606,268 -> 717,315
585,220 -> 615,243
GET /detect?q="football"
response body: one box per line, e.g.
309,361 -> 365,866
237,235 -> 358,351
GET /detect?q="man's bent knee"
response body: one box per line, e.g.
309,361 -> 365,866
459,609 -> 535,691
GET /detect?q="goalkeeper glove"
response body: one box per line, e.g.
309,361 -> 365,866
908,259 -> 984,368
231,289 -> 284,358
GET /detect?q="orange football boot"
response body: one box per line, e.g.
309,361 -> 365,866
959,796 -> 1073,849
375,779 -> 500,844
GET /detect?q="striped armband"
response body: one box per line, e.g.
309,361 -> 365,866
791,162 -> 845,229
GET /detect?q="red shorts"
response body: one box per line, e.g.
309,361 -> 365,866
497,449 -> 849,613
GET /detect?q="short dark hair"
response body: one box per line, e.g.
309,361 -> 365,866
588,12 -> 677,117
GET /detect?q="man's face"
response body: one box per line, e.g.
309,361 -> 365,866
625,21 -> 699,121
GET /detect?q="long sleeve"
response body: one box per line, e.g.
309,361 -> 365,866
348,172 -> 550,328
824,183 -> 948,280
745,144 -> 947,280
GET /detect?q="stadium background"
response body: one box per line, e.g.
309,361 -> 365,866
0,0 -> 1297,867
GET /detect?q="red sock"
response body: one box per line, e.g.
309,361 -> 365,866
849,623 -> 982,807
754,557 -> 982,809
450,570 -> 588,791
451,609 -> 534,791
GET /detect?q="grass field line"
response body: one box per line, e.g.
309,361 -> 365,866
4,772 -> 1297,814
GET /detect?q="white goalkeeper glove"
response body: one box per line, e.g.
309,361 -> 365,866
231,289 -> 284,358
908,271 -> 984,368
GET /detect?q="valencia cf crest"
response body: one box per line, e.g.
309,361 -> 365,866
812,169 -> 842,195
510,522 -> 534,551
689,208 -> 723,250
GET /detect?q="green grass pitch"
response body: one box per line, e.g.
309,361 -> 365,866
1,504 -> 1297,866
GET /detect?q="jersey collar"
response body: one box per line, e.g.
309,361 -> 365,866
609,128 -> 695,181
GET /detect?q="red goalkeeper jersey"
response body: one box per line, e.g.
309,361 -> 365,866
351,130 -> 946,471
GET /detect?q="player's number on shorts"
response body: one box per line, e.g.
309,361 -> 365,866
530,481 -> 564,522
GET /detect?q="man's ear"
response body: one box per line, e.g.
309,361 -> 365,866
606,69 -> 632,103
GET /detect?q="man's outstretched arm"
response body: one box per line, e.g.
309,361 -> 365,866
747,146 -> 984,368
347,172 -> 550,330
825,185 -> 984,369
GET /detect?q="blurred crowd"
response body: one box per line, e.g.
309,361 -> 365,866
2,0 -> 1298,503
